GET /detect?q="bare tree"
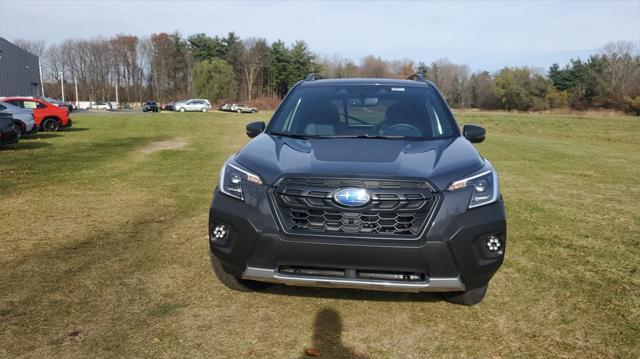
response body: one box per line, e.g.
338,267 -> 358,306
141,33 -> 176,102
427,58 -> 471,108
600,41 -> 640,108
359,55 -> 388,78
240,38 -> 269,101
110,35 -> 143,103
12,38 -> 46,57
319,54 -> 357,78
388,59 -> 415,79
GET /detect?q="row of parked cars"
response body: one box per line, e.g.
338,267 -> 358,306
0,96 -> 73,148
141,99 -> 213,113
141,99 -> 258,114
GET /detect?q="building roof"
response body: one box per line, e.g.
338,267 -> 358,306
0,37 -> 39,61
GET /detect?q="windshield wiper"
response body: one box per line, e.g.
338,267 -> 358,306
314,134 -> 408,140
270,132 -> 409,140
270,131 -> 311,139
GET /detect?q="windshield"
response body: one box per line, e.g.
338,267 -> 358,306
268,84 -> 458,139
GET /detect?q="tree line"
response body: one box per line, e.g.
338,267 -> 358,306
12,35 -> 640,114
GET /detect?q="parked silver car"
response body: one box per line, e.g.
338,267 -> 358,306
0,101 -> 37,137
234,104 -> 258,113
193,99 -> 212,108
174,99 -> 210,112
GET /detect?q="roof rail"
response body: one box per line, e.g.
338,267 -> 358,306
304,73 -> 324,81
406,73 -> 426,82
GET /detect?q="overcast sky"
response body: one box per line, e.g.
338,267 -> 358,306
0,0 -> 638,71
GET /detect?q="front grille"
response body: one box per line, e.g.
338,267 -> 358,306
271,177 -> 439,239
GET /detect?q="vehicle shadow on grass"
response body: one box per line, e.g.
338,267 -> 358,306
299,308 -> 370,359
263,285 -> 442,303
1,141 -> 52,151
25,132 -> 63,140
62,127 -> 89,132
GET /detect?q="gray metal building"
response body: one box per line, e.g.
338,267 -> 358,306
0,37 -> 42,97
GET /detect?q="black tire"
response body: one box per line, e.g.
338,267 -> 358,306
442,284 -> 489,306
41,118 -> 60,132
13,123 -> 23,139
210,252 -> 270,292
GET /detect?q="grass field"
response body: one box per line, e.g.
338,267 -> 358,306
1,110 -> 638,358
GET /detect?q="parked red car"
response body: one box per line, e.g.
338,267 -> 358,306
0,97 -> 72,131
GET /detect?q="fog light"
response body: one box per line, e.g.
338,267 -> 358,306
212,224 -> 228,241
486,235 -> 502,252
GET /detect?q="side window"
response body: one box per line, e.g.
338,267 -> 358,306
0,104 -> 6,110
8,100 -> 23,108
37,102 -> 46,109
23,101 -> 38,109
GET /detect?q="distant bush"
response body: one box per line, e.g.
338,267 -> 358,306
547,88 -> 571,109
624,96 -> 640,116
247,96 -> 281,111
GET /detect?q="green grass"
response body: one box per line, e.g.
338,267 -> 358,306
1,110 -> 638,358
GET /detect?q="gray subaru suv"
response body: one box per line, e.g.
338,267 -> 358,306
208,74 -> 506,305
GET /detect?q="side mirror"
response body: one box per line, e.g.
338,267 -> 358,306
463,124 -> 486,143
246,121 -> 265,138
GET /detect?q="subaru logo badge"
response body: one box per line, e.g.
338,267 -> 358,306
333,188 -> 371,207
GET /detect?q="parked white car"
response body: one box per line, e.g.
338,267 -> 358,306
93,102 -> 113,111
0,101 -> 37,137
83,101 -> 113,111
174,99 -> 210,112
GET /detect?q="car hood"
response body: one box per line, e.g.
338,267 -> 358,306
234,134 -> 486,190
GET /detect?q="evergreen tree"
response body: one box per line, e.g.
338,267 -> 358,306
416,62 -> 429,78
192,58 -> 236,101
188,33 -> 227,61
270,40 -> 291,98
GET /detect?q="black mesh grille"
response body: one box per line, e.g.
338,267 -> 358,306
271,177 -> 438,238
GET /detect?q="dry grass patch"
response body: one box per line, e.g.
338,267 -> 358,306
137,138 -> 188,154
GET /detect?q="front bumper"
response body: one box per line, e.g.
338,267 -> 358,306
242,267 -> 465,292
24,126 -> 38,135
0,127 -> 20,146
209,184 -> 506,293
61,118 -> 72,128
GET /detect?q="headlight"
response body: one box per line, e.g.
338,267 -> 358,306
447,168 -> 499,209
219,159 -> 262,201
